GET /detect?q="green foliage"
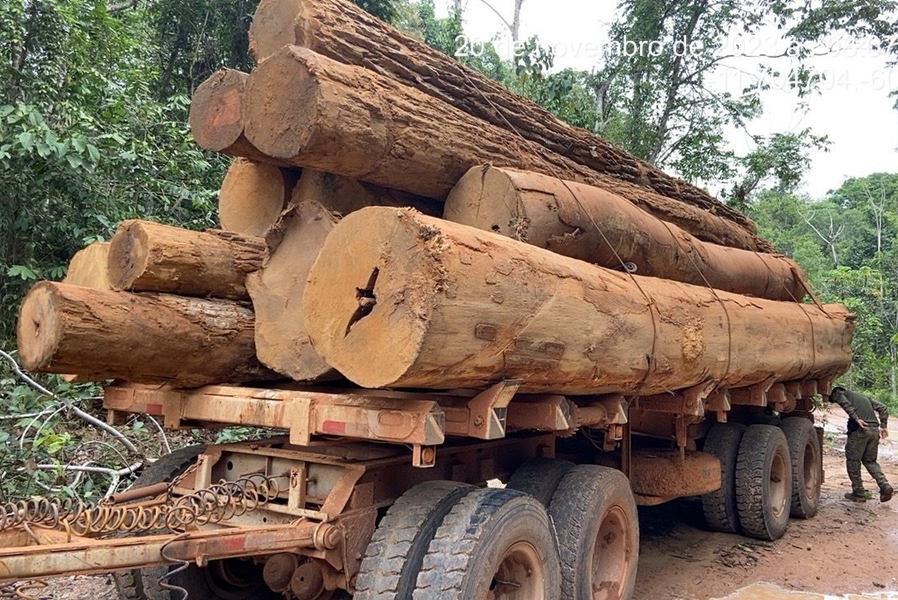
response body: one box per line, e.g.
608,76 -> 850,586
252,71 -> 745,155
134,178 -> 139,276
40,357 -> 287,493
750,173 -> 898,410
0,0 -> 232,342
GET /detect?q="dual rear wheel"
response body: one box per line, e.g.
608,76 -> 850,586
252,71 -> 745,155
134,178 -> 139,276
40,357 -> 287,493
357,460 -> 639,600
701,418 -> 822,541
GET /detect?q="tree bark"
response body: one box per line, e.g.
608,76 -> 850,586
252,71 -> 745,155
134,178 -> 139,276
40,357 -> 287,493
107,220 -> 267,301
218,158 -> 300,236
17,282 -> 276,387
62,242 -> 112,290
189,69 -> 287,164
303,207 -> 855,394
444,166 -> 809,302
247,0 -> 760,243
242,46 -> 763,251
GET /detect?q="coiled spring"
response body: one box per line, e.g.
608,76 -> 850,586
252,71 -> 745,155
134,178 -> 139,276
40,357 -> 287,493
0,474 -> 283,537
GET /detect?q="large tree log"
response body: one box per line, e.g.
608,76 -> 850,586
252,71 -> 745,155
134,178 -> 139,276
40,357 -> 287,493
17,282 -> 276,387
219,158 -> 300,236
303,207 -> 854,394
62,242 -> 111,290
189,69 -> 288,165
248,0 -> 755,237
247,199 -> 339,381
445,166 -> 809,302
108,220 -> 267,301
242,46 -> 764,252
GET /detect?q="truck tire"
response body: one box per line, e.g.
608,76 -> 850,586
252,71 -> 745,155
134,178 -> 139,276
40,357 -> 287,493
114,446 -> 279,600
506,457 -> 575,507
413,488 -> 560,600
548,465 -> 638,600
115,445 -> 206,600
735,424 -> 792,541
700,422 -> 747,533
781,417 -> 822,518
354,480 -> 473,600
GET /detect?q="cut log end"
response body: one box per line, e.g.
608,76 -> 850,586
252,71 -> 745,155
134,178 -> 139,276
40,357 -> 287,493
444,165 -> 531,241
249,0 -> 305,62
62,242 -> 112,290
244,49 -> 319,160
108,220 -> 150,291
219,159 -> 296,236
17,282 -> 63,371
303,208 -> 431,387
189,69 -> 250,153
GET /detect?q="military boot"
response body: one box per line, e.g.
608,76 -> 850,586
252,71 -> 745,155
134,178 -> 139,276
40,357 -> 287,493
844,491 -> 867,502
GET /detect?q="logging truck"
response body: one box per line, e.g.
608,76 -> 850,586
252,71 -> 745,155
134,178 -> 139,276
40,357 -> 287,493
0,206 -> 852,600
0,0 -> 856,597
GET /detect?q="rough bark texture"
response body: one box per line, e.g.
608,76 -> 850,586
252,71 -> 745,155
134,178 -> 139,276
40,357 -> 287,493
242,46 -> 765,252
247,199 -> 341,381
62,242 -> 111,290
218,158 -> 300,236
17,282 -> 276,387
107,220 -> 267,301
444,166 -> 808,302
248,0 -> 757,239
189,69 -> 284,164
303,207 -> 854,394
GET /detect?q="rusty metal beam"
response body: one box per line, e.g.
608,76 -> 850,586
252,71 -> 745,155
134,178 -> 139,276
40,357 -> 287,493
440,380 -> 522,440
105,384 -> 445,447
0,522 -> 331,584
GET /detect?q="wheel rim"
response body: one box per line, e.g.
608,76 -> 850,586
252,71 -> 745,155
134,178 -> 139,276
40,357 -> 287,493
769,450 -> 788,519
488,541 -> 545,600
590,506 -> 634,600
802,440 -> 820,498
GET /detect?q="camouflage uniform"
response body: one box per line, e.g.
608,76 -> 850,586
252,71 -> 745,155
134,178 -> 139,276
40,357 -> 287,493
830,387 -> 892,502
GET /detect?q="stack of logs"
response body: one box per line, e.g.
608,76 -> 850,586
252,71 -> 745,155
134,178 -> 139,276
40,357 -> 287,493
17,0 -> 855,401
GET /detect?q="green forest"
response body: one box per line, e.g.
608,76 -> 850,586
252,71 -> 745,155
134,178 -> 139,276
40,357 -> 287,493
0,0 -> 896,498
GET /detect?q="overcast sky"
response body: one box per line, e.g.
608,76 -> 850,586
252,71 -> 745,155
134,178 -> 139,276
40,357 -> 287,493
437,0 -> 898,200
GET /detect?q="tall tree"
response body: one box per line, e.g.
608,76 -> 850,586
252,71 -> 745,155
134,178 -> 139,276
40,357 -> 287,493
596,0 -> 894,196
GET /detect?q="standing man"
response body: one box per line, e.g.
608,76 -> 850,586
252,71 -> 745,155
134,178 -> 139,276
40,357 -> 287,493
829,386 -> 893,503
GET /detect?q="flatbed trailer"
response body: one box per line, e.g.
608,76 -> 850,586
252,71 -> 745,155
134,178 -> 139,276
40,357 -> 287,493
0,376 -> 830,599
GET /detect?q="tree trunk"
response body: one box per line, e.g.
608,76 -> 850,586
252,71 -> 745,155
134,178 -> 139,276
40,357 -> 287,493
189,68 -> 286,165
218,158 -> 301,236
246,0 -> 761,246
62,242 -> 112,290
242,46 -> 762,251
444,166 -> 809,302
303,207 -> 855,394
246,168 -> 438,381
107,220 -> 267,301
17,282 -> 276,387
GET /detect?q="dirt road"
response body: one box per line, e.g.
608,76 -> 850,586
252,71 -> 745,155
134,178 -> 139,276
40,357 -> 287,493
16,407 -> 898,600
635,406 -> 898,599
